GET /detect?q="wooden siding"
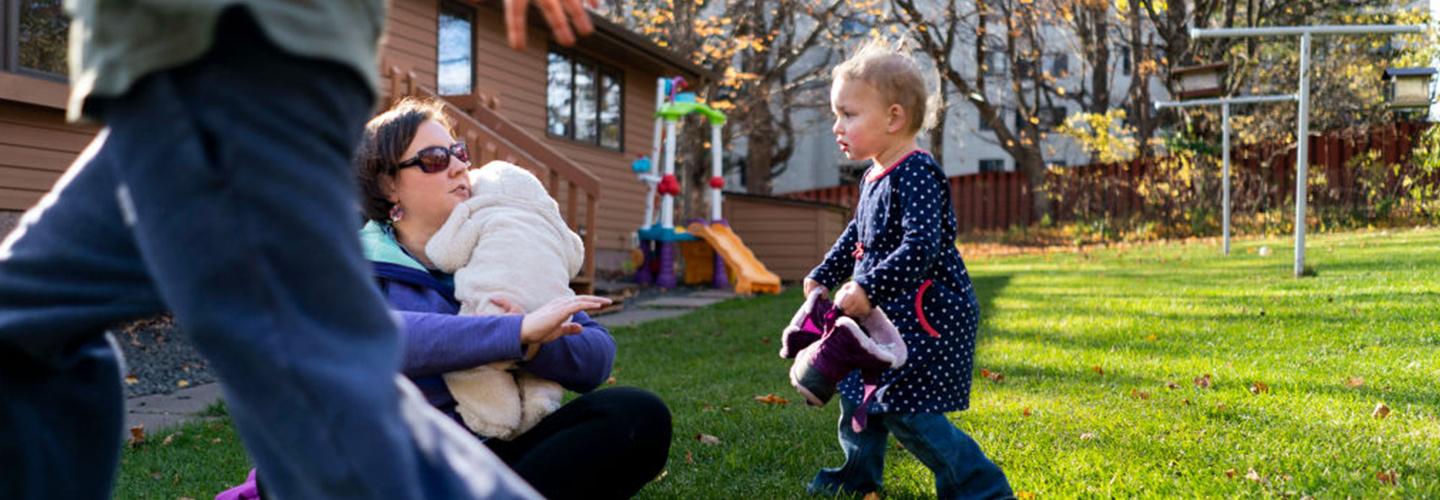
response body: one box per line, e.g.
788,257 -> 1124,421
721,194 -> 849,282
0,99 -> 99,211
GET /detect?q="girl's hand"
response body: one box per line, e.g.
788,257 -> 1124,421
519,295 -> 612,346
803,278 -> 828,298
490,296 -> 526,314
835,282 -> 872,317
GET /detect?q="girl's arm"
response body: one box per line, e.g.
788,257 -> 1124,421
521,311 -> 616,393
806,218 -> 860,290
853,166 -> 947,306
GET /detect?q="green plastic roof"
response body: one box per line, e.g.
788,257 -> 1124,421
656,102 -> 727,125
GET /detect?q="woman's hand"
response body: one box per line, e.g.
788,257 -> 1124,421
835,282 -> 872,318
803,278 -> 828,298
520,295 -> 612,346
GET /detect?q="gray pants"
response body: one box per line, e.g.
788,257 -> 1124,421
0,10 -> 535,499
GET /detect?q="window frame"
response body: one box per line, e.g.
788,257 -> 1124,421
545,46 -> 624,152
978,158 -> 1006,173
436,0 -> 475,97
3,0 -> 70,83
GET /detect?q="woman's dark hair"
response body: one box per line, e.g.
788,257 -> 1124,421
355,97 -> 453,223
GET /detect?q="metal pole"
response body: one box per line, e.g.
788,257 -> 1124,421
1222,100 -> 1232,256
1294,32 -> 1312,277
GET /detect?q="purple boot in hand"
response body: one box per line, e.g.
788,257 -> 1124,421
788,307 -> 906,413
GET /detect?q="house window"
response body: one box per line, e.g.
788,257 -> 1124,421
1118,46 -> 1132,76
547,49 -> 623,150
4,0 -> 69,79
1046,160 -> 1068,168
978,159 -> 1006,172
437,2 -> 474,96
1037,106 -> 1066,130
1048,53 -> 1069,77
984,50 -> 1006,77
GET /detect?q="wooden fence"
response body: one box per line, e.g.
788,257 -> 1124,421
786,122 -> 1434,232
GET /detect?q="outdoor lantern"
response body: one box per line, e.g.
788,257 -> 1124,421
1383,67 -> 1436,109
1172,63 -> 1228,100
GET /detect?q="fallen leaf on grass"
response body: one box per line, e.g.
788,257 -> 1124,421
1022,407 -> 1032,417
1144,334 -> 1158,342
1372,402 -> 1391,419
1091,365 -> 1104,376
1129,389 -> 1151,400
129,425 -> 145,446
1249,381 -> 1269,395
1194,374 -> 1213,389
980,369 -> 1005,383
1224,468 -> 1237,479
754,393 -> 789,405
695,433 -> 721,446
210,438 -> 222,444
1245,469 -> 1261,482
1165,381 -> 1180,390
605,376 -> 617,385
162,434 -> 176,446
1377,470 -> 1398,486
1016,492 -> 1036,500
685,450 -> 694,464
1345,376 -> 1365,389
1079,432 -> 1096,441
863,493 -> 880,500
760,337 -> 771,345
124,374 -> 139,386
176,379 -> 190,388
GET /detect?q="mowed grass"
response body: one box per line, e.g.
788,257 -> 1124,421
117,227 -> 1440,498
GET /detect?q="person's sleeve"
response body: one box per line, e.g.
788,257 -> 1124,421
853,166 -> 946,306
394,310 -> 525,377
806,218 -> 860,290
520,311 -> 616,393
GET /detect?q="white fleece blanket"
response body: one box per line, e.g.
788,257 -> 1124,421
426,161 -> 584,439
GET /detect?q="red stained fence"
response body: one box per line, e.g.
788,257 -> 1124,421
786,122 -> 1435,232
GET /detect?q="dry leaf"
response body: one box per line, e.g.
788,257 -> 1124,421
1224,468 -> 1237,479
1079,432 -> 1096,441
1145,334 -> 1158,342
1165,381 -> 1180,390
1016,492 -> 1036,500
1182,399 -> 1192,406
1129,389 -> 1151,400
980,369 -> 1005,383
1346,376 -> 1365,389
1372,402 -> 1391,419
1194,374 -> 1213,389
1377,470 -> 1398,486
1091,365 -> 1104,376
863,493 -> 880,500
606,376 -> 617,385
1249,381 -> 1270,395
124,374 -> 139,386
685,450 -> 694,464
696,433 -> 721,446
162,434 -> 175,446
129,425 -> 145,445
760,338 -> 771,345
210,438 -> 222,444
1245,469 -> 1261,482
1216,402 -> 1227,411
754,393 -> 789,405
1022,407 -> 1032,417
176,379 -> 190,388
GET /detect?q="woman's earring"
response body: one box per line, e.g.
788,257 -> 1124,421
388,204 -> 405,223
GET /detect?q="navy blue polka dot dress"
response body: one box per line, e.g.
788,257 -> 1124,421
807,150 -> 979,415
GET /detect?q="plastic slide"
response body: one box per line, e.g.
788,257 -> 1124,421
685,222 -> 782,295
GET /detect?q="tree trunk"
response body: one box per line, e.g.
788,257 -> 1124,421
1016,149 -> 1051,221
744,103 -> 777,194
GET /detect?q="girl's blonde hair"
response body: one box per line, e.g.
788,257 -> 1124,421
832,38 -> 941,135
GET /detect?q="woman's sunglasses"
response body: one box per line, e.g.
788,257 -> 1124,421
396,142 -> 469,173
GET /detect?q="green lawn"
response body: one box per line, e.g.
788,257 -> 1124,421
117,227 -> 1440,498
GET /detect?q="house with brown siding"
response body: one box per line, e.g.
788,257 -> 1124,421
0,0 -> 715,287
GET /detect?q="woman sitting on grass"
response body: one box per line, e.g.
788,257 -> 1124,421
349,97 -> 672,499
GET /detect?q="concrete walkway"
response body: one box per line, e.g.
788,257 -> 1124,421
124,288 -> 739,436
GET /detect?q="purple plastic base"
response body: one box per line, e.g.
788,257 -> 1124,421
657,242 -> 677,288
635,240 -> 656,285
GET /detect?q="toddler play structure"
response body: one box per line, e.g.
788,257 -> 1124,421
632,77 -> 781,295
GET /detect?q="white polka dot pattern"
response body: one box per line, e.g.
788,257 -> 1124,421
805,151 -> 979,414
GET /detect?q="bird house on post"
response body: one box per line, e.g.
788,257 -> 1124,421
1173,63 -> 1228,100
1383,67 -> 1436,109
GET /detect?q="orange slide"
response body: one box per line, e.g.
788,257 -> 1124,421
684,222 -> 782,295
